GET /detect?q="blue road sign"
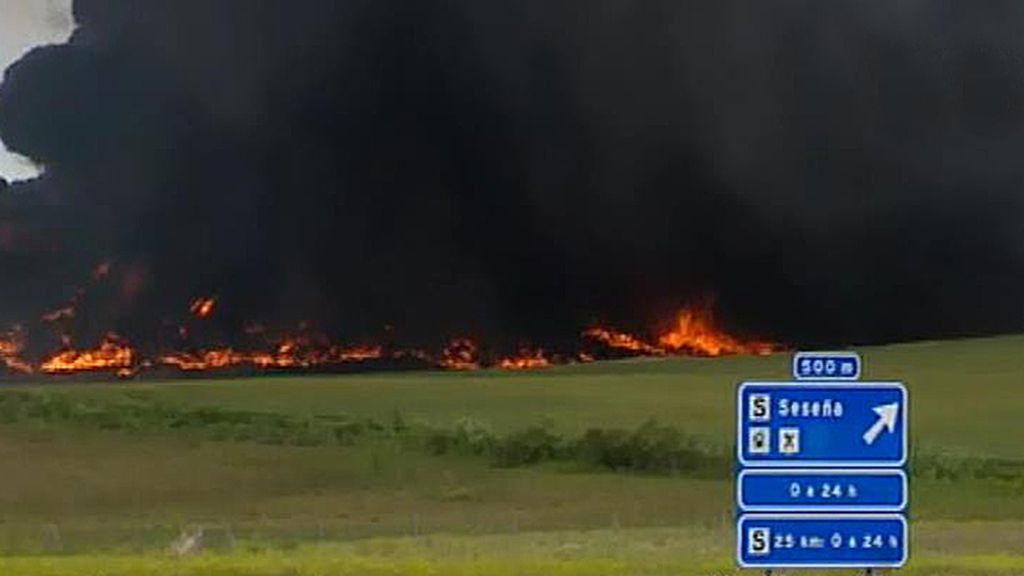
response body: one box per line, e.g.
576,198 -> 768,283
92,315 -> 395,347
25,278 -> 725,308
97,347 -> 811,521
737,469 -> 907,513
737,382 -> 907,467
793,351 -> 861,380
737,514 -> 908,568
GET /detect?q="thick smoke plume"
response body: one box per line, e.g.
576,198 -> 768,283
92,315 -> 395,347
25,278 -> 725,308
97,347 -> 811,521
0,0 -> 1022,353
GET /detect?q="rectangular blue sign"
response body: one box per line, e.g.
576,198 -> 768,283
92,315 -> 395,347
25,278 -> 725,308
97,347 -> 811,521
737,469 -> 907,512
793,351 -> 861,380
737,514 -> 907,568
737,382 -> 907,467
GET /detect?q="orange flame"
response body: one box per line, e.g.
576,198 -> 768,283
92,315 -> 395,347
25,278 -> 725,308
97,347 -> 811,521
41,261 -> 111,323
160,349 -> 247,371
582,326 -> 665,356
439,338 -> 479,370
325,344 -> 384,363
158,342 -> 384,372
40,334 -> 135,375
190,297 -> 217,319
0,326 -> 33,374
4,292 -> 781,378
656,306 -> 775,357
498,348 -> 551,370
584,304 -> 778,359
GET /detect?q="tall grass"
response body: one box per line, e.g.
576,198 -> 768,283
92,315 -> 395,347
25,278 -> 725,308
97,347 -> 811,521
0,391 -> 729,476
1,390 -> 1018,484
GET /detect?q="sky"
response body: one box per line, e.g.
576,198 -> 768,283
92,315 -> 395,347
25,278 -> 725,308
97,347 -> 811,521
0,0 -> 73,181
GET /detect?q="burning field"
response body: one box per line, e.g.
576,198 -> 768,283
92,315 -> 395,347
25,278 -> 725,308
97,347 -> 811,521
1,0 -> 1021,384
0,3 -> 1022,575
0,0 -> 1021,386
0,271 -> 779,379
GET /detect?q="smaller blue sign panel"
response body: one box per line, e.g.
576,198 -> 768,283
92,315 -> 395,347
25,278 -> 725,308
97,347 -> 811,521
793,351 -> 861,381
737,382 -> 907,467
737,514 -> 907,568
737,469 -> 907,512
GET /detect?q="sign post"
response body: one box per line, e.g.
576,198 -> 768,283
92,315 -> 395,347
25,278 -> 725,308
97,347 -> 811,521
736,352 -> 909,571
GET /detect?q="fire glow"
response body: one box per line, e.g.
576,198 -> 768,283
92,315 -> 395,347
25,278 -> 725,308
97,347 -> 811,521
582,327 -> 665,356
0,299 -> 779,378
158,343 -> 384,372
190,297 -> 217,319
657,307 -> 776,357
584,306 -> 777,358
40,333 -> 135,376
0,326 -> 33,374
439,338 -> 480,371
498,348 -> 551,370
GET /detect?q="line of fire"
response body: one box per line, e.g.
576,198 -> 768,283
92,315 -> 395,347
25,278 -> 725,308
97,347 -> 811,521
0,262 -> 780,379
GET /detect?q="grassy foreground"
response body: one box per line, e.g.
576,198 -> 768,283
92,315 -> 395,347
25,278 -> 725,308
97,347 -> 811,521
2,526 -> 1024,576
0,335 -> 1020,574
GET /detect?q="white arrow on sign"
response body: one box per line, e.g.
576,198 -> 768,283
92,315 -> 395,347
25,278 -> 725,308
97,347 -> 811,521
862,402 -> 900,445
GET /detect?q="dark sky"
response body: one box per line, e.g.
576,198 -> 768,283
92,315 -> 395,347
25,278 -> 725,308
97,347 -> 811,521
0,0 -> 1022,349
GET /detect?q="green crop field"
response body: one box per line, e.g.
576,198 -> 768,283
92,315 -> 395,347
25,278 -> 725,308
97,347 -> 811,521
0,334 -> 1021,575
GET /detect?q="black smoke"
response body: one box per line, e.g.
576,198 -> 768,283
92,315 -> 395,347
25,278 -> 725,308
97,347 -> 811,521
0,0 -> 1022,352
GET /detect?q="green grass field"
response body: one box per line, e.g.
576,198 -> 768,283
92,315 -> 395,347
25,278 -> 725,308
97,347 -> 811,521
0,335 -> 1021,575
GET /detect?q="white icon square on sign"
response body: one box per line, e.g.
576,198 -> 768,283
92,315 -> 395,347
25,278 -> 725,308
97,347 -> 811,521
747,527 -> 771,556
749,393 -> 771,422
779,427 -> 801,455
748,427 -> 770,455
